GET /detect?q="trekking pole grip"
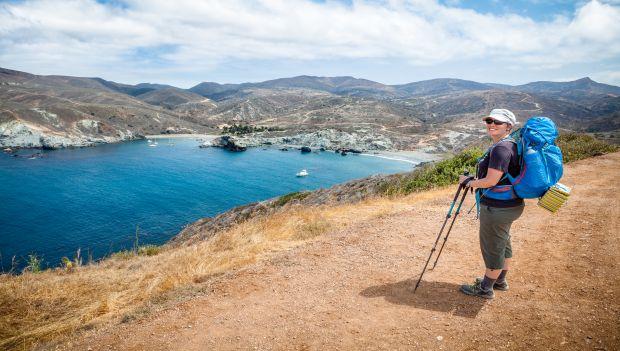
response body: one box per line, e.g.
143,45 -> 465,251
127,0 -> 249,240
459,170 -> 472,188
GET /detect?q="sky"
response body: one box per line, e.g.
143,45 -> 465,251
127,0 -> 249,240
0,0 -> 619,88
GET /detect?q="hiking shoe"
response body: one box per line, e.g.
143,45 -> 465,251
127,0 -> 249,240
460,279 -> 495,299
475,277 -> 509,291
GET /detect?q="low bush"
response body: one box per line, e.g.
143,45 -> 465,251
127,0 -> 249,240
111,245 -> 161,260
556,133 -> 618,163
137,245 -> 161,256
273,191 -> 311,207
379,148 -> 483,196
24,255 -> 42,274
111,250 -> 134,260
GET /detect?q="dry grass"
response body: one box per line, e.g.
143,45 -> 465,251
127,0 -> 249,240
0,193 -> 431,350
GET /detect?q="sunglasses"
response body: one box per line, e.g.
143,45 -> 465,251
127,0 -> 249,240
484,118 -> 507,126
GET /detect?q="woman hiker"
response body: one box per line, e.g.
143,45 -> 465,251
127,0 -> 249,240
458,108 -> 524,299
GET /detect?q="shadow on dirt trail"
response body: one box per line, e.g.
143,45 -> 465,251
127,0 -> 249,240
360,279 -> 486,319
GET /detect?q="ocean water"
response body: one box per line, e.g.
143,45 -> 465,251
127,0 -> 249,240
0,139 -> 421,270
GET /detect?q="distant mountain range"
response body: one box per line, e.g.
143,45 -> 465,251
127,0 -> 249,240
1,67 -> 618,150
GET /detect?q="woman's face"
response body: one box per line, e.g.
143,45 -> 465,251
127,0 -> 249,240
485,118 -> 511,139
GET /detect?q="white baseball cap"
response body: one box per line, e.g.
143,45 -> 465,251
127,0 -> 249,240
484,109 -> 517,126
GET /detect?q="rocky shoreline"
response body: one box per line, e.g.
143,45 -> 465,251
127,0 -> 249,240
0,120 -> 141,149
203,128 -> 399,153
1,122 -> 447,163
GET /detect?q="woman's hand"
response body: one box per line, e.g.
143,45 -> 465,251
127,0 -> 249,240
459,175 -> 474,187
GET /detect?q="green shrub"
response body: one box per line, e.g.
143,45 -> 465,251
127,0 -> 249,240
111,250 -> 134,260
111,245 -> 161,260
24,254 -> 42,273
379,148 -> 483,196
137,245 -> 161,256
60,257 -> 74,271
221,124 -> 283,135
557,133 -> 618,163
273,191 -> 311,207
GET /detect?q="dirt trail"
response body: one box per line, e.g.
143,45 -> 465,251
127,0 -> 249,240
64,153 -> 620,350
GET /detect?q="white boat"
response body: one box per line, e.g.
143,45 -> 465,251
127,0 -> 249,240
296,169 -> 309,177
149,142 -> 158,147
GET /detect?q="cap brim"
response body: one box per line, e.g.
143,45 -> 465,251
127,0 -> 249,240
484,115 -> 512,124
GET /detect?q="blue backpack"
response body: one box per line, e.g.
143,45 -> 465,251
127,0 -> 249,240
477,116 -> 564,205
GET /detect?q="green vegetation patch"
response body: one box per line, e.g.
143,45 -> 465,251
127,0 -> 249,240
111,245 -> 162,260
137,244 -> 161,256
273,191 -> 311,207
24,254 -> 42,274
379,148 -> 483,196
221,124 -> 283,135
557,133 -> 618,163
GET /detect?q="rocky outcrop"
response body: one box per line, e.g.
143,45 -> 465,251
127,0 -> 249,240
210,135 -> 248,152
336,147 -> 362,154
0,119 -> 139,149
213,129 -> 395,152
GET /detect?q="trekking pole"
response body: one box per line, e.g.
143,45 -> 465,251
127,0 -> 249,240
431,183 -> 470,269
413,177 -> 466,293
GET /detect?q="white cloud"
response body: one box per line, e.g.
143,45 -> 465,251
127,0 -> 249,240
0,0 -> 618,85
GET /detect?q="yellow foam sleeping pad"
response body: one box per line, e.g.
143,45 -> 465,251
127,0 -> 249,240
537,183 -> 571,213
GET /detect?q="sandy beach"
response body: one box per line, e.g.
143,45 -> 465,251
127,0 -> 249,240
360,150 -> 441,165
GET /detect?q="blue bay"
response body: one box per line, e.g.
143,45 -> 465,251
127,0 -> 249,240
0,139 -> 420,270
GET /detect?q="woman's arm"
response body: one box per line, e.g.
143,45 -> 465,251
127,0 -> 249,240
459,168 -> 503,189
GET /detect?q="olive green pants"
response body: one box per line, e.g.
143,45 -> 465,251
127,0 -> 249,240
479,204 -> 525,270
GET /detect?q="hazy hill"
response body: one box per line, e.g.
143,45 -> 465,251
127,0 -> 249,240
91,78 -> 174,97
515,77 -> 620,99
189,75 -> 396,100
393,78 -> 492,96
135,87 -> 211,109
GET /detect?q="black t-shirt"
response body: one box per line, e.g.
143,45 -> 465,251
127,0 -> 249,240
477,140 -> 524,208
